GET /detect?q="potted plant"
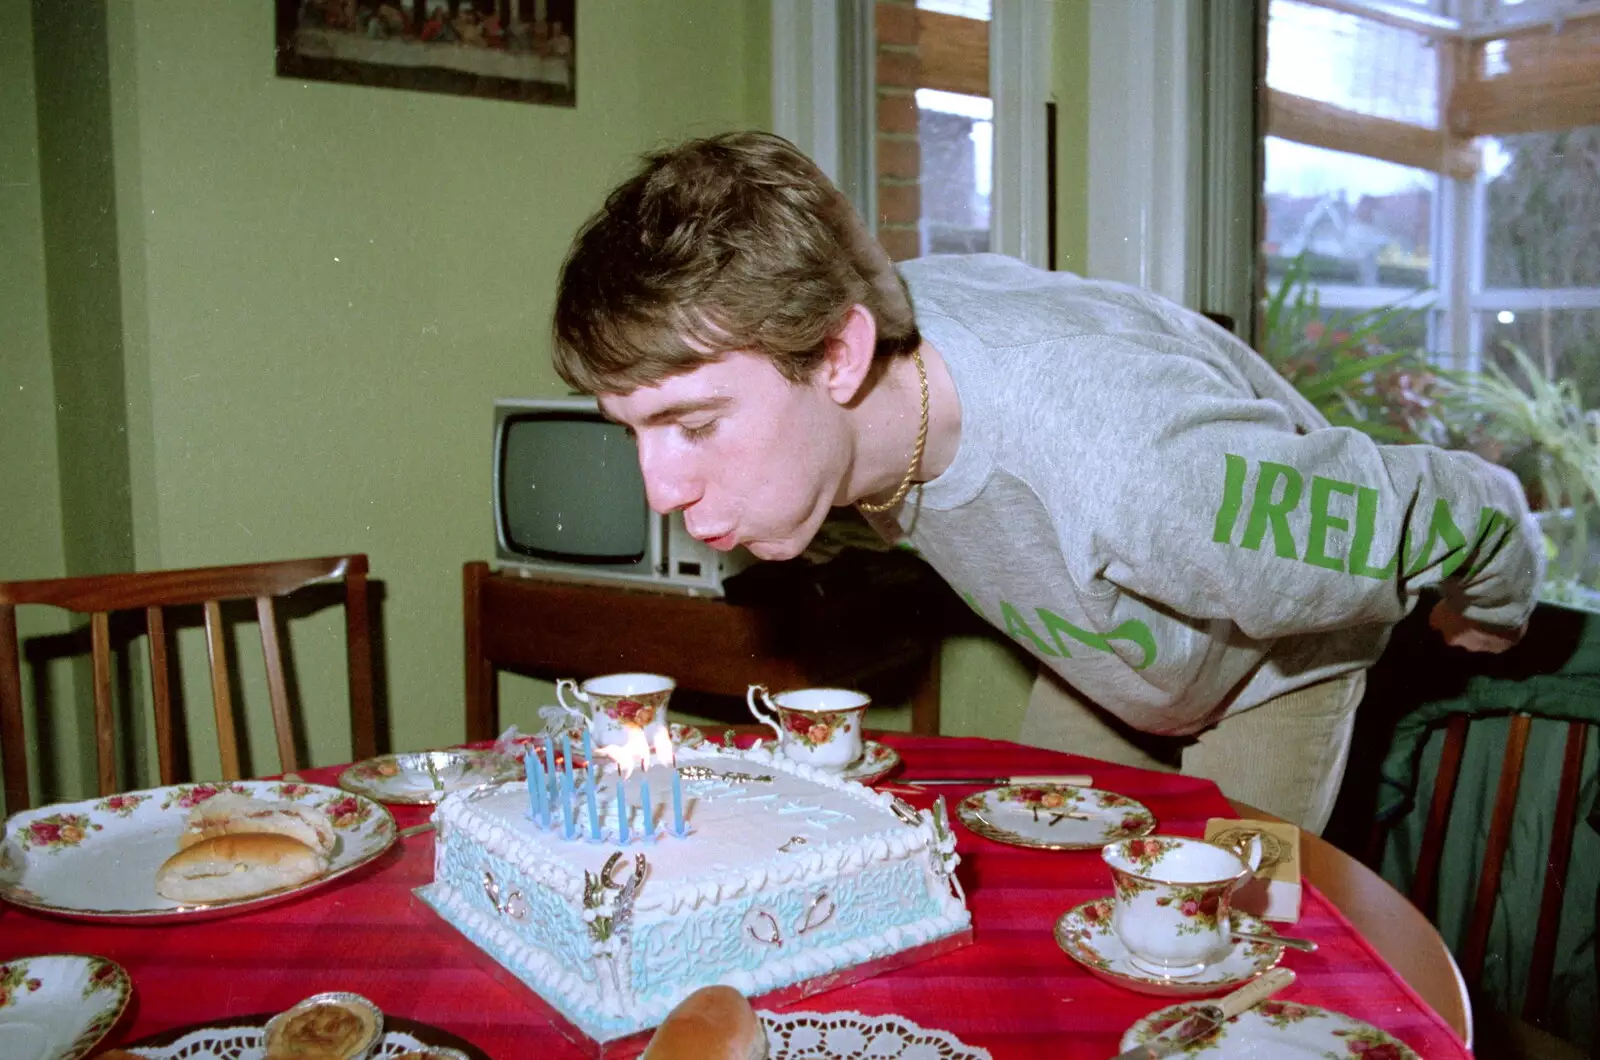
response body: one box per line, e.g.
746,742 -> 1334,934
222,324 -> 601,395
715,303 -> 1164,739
1436,344 -> 1600,611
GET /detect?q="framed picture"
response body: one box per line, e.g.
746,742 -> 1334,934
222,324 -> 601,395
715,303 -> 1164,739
276,1 -> 576,107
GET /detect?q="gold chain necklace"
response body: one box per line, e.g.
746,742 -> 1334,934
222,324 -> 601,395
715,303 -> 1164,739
857,348 -> 929,514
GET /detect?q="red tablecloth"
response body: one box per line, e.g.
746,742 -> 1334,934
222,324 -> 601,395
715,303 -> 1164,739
0,734 -> 1471,1059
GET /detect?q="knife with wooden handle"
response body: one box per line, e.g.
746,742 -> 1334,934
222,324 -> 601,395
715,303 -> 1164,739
1107,967 -> 1296,1059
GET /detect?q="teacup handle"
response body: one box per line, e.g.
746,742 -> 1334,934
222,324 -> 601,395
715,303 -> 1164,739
1220,831 -> 1265,874
555,679 -> 589,713
745,684 -> 784,743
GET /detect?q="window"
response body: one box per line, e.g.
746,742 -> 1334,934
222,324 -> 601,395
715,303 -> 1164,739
872,1 -> 994,261
1263,0 -> 1600,407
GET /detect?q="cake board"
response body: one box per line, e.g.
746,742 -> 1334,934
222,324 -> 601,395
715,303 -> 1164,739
416,882 -> 973,1059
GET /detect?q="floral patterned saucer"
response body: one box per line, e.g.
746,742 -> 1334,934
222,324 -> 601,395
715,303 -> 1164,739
0,780 -> 395,923
1054,897 -> 1284,997
834,740 -> 901,784
0,954 -> 131,1060
955,784 -> 1156,850
1120,999 -> 1421,1058
338,748 -> 522,805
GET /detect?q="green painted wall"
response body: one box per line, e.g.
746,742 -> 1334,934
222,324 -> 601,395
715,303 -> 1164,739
2,0 -> 83,812
5,1 -> 1093,800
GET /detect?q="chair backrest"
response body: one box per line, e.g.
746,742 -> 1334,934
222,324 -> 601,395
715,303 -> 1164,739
0,554 -> 376,812
1399,711 -> 1589,1028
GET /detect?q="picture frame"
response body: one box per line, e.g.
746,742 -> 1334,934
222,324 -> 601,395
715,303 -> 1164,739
276,1 -> 576,108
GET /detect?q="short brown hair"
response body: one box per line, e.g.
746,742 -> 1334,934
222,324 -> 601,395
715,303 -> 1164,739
552,131 -> 920,395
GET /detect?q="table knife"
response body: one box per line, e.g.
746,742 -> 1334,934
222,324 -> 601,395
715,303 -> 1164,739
1107,967 -> 1296,1060
903,774 -> 1093,786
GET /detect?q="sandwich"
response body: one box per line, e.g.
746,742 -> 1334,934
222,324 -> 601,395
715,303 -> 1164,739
641,985 -> 769,1060
180,793 -> 337,857
155,833 -> 326,904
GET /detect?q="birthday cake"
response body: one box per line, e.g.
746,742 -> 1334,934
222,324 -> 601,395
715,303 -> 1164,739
417,741 -> 970,1043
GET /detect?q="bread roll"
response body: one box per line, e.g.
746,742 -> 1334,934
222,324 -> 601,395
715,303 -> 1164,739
180,793 -> 337,856
264,997 -> 380,1060
641,986 -> 768,1060
156,833 -> 326,904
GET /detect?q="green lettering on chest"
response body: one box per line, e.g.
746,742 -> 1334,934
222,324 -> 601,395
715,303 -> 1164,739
1037,608 -> 1157,670
965,594 -> 1158,669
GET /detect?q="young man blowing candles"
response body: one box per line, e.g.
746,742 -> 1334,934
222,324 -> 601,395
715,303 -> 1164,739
549,131 -> 1543,834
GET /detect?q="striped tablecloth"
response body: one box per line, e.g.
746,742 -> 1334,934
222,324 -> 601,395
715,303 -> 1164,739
0,734 -> 1471,1058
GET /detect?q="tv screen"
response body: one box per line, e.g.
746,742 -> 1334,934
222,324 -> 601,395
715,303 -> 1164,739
498,412 -> 649,564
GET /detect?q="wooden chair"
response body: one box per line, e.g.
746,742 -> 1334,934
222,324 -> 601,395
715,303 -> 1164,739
1382,709 -> 1594,1054
0,554 -> 376,812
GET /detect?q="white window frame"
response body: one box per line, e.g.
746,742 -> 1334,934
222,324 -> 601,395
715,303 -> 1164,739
1084,0 -> 1205,307
770,0 -> 1053,269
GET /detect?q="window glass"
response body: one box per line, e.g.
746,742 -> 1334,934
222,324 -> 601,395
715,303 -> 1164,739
1263,137 -> 1435,291
917,89 -> 992,254
1481,309 -> 1600,409
1483,125 -> 1600,289
1266,0 -> 1438,126
916,0 -> 990,18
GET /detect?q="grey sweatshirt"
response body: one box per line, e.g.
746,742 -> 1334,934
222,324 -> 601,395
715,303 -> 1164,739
877,254 -> 1543,736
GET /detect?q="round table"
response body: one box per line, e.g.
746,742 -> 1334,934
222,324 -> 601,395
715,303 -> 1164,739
1231,800 -> 1472,1044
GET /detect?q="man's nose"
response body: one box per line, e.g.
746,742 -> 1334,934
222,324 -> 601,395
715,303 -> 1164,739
637,440 -> 700,514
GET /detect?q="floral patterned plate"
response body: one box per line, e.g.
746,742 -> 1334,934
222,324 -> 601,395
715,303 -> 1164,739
337,748 -> 522,805
1053,897 -> 1285,997
0,780 -> 395,924
955,784 -> 1156,850
0,954 -> 131,1060
1120,999 -> 1421,1058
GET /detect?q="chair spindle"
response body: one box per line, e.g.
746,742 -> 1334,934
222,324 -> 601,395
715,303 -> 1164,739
1460,712 -> 1533,983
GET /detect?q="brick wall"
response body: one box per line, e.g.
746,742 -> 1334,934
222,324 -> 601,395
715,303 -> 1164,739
875,0 -> 922,262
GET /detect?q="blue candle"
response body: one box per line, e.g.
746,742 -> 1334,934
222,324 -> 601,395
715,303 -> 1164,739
529,752 -> 549,828
640,779 -> 654,838
670,762 -> 685,837
582,726 -> 593,767
585,765 -> 601,841
562,734 -> 576,789
544,737 -> 558,812
616,775 -> 631,845
569,768 -> 582,845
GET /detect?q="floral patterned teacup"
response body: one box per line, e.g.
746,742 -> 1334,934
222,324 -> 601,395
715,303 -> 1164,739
746,685 -> 869,770
1101,833 -> 1263,979
556,672 -> 674,750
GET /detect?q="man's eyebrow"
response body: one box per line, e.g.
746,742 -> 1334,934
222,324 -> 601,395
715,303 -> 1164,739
639,396 -> 732,426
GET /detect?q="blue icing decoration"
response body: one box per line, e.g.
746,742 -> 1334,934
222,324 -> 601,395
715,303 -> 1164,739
437,830 -> 596,979
626,859 -> 940,1003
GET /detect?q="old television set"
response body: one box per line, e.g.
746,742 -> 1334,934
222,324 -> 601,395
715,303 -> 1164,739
493,396 -> 757,596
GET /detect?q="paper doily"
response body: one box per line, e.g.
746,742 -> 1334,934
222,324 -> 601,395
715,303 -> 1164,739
759,1011 -> 990,1060
123,1027 -> 469,1059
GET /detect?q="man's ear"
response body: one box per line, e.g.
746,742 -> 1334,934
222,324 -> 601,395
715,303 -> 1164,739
819,304 -> 878,406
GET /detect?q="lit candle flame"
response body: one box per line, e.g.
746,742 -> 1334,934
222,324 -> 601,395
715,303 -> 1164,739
652,729 -> 675,768
595,728 -> 653,778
